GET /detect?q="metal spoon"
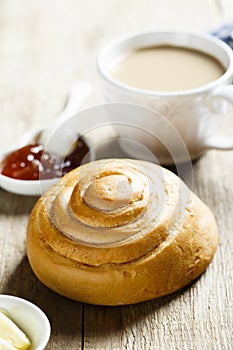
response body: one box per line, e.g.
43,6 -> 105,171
0,81 -> 91,196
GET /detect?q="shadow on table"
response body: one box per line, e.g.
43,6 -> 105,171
0,189 -> 38,215
81,281 -> 199,345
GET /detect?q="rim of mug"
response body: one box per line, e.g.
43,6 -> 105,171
97,30 -> 233,97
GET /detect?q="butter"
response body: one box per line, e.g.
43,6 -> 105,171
0,310 -> 31,350
0,338 -> 17,349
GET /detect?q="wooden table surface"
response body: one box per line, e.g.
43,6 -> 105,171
0,1 -> 233,349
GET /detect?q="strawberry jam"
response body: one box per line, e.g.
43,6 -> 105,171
0,137 -> 89,180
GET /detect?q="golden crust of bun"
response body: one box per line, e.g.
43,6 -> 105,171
26,159 -> 218,305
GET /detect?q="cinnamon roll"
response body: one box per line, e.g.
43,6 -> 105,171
26,159 -> 218,305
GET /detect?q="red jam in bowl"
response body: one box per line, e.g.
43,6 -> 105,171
0,137 -> 90,181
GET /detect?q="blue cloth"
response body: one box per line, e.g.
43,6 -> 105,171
211,23 -> 233,49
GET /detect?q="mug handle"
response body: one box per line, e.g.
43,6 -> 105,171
202,85 -> 233,150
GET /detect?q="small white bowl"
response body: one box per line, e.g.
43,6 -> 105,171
0,295 -> 51,350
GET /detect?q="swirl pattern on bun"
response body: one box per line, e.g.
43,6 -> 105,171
27,159 -> 218,305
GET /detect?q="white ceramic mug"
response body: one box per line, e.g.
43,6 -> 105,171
97,31 -> 233,164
